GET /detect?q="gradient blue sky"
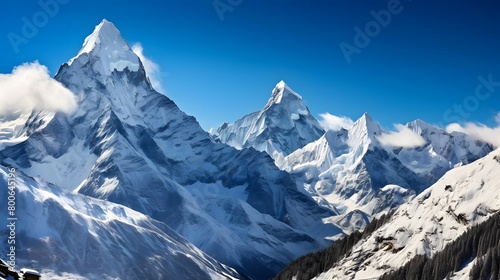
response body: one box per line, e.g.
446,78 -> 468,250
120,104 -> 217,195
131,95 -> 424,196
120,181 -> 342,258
1,0 -> 499,130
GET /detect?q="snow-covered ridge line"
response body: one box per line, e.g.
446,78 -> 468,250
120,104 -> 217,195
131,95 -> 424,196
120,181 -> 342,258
379,209 -> 500,280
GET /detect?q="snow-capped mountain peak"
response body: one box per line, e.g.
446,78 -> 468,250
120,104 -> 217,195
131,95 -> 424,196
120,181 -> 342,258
354,112 -> 381,134
78,19 -> 123,55
68,19 -> 140,75
216,81 -> 325,161
347,112 -> 382,149
265,80 -> 303,107
406,118 -> 442,135
262,81 -> 312,124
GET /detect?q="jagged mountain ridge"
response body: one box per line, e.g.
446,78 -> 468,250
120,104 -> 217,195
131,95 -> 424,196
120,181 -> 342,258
279,113 -> 492,232
217,88 -> 492,234
0,20 -> 340,279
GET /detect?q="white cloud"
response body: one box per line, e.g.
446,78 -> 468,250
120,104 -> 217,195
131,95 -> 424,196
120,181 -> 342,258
319,113 -> 354,131
132,43 -> 164,93
0,62 -> 77,116
377,124 -> 426,148
446,115 -> 500,148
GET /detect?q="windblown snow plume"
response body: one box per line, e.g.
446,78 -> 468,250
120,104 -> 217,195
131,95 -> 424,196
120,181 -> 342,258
377,123 -> 426,148
0,61 -> 77,115
132,43 -> 164,93
319,113 -> 354,131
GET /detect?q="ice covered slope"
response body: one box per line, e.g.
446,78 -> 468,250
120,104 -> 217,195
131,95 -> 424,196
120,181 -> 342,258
280,114 -> 492,233
0,166 -> 242,280
314,148 -> 500,280
215,80 -> 325,162
0,20 -> 339,279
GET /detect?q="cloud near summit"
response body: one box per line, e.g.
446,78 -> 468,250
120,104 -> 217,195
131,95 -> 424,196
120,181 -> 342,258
0,61 -> 77,116
446,112 -> 500,148
132,43 -> 164,94
319,113 -> 354,131
377,124 -> 426,148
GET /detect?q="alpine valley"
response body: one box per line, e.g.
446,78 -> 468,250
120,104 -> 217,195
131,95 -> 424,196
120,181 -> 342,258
0,20 -> 497,280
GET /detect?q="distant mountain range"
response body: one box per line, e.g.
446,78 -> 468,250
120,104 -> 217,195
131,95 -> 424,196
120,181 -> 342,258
215,80 -> 492,234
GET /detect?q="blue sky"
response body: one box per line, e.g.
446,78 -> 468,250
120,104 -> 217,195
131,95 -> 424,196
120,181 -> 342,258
1,0 -> 499,131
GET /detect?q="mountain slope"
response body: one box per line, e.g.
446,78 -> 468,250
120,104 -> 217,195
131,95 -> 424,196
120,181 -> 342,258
274,212 -> 394,280
0,20 -> 339,279
379,210 -> 500,280
215,80 -> 325,162
314,148 -> 500,279
0,165 -> 242,280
